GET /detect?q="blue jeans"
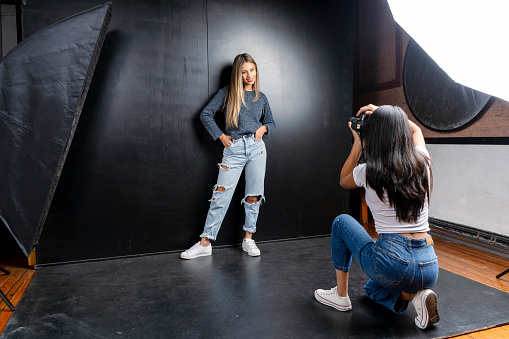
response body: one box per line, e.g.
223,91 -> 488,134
331,214 -> 439,314
200,135 -> 267,241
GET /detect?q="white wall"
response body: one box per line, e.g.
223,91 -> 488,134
427,144 -> 509,237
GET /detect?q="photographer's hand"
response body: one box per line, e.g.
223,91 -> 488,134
348,121 -> 361,143
357,104 -> 379,116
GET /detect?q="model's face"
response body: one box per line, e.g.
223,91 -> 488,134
241,62 -> 256,90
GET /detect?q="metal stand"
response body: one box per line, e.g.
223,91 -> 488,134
496,268 -> 509,280
0,266 -> 16,311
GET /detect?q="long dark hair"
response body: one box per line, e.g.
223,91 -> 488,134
363,105 -> 432,223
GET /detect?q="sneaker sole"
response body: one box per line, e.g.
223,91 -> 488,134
242,243 -> 261,256
180,252 -> 212,260
415,291 -> 440,329
243,248 -> 261,256
314,290 -> 352,311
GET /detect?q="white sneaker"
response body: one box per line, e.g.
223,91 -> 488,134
242,238 -> 261,256
412,289 -> 440,329
314,286 -> 352,311
180,242 -> 212,259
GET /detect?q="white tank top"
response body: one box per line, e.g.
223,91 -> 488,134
352,146 -> 431,234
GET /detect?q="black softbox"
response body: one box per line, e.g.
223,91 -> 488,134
0,3 -> 112,256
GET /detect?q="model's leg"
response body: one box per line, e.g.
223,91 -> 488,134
330,214 -> 376,293
364,279 -> 408,314
181,143 -> 245,259
244,195 -> 260,241
400,291 -> 416,301
336,270 -> 349,297
242,138 -> 266,235
200,161 -> 243,241
363,234 -> 438,320
405,240 -> 440,329
240,137 -> 266,256
199,183 -> 229,247
314,214 -> 375,311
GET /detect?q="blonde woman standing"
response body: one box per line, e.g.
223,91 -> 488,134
181,53 -> 276,259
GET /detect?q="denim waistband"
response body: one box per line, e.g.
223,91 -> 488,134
378,233 -> 432,248
241,133 -> 254,140
232,134 -> 254,142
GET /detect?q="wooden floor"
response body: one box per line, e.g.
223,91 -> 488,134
446,325 -> 509,339
1,224 -> 508,337
431,230 -> 509,338
0,249 -> 36,334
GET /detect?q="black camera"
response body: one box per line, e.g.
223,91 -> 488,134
349,112 -> 368,136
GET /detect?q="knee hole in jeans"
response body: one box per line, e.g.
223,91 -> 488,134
209,185 -> 226,202
245,195 -> 260,204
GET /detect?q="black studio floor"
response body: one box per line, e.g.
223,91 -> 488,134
2,237 -> 509,339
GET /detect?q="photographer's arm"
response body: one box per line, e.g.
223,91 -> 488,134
340,123 -> 362,189
408,120 -> 426,148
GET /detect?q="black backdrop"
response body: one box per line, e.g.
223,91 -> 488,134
22,0 -> 354,264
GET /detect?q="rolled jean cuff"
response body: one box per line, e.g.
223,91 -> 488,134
393,299 -> 410,315
332,260 -> 350,272
364,281 -> 407,315
199,233 -> 216,241
242,226 -> 256,233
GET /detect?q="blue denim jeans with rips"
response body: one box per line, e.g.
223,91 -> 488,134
331,214 -> 439,314
200,134 -> 267,241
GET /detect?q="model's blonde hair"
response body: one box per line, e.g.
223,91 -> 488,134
224,53 -> 260,129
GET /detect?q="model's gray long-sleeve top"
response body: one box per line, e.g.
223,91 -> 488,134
200,86 -> 276,141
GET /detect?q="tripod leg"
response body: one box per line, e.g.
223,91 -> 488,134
0,290 -> 15,311
496,268 -> 509,279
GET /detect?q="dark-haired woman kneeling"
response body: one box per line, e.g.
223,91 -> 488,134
314,104 -> 439,330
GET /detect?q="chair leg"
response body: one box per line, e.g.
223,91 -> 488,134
496,268 -> 509,279
0,290 -> 15,311
0,266 -> 16,310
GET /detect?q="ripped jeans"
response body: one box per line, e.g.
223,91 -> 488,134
200,134 -> 267,241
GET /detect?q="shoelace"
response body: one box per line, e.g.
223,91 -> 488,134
245,240 -> 258,250
323,287 -> 338,295
188,243 -> 203,253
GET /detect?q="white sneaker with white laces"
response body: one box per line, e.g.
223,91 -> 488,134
242,238 -> 261,256
412,289 -> 440,329
314,286 -> 352,311
180,242 -> 212,259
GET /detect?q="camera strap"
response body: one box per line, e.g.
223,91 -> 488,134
358,134 -> 365,165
